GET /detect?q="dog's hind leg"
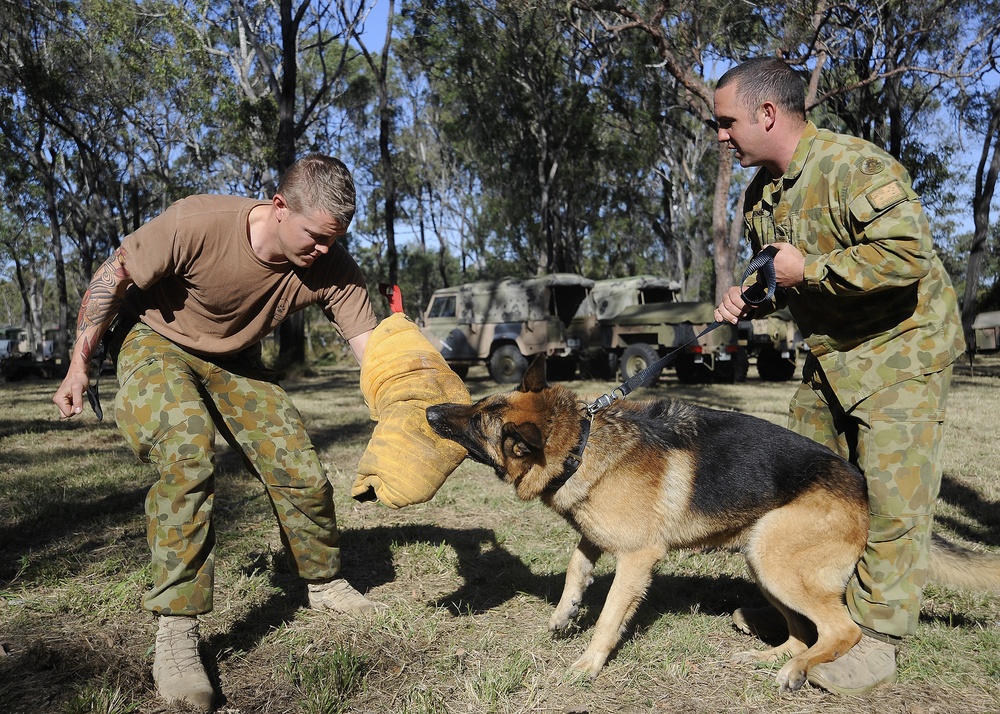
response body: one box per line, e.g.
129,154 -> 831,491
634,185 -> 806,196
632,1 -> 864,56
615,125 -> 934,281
550,536 -> 603,633
744,493 -> 865,692
569,547 -> 661,678
776,595 -> 861,692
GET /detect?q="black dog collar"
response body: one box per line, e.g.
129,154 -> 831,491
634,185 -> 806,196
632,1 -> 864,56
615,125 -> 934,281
544,417 -> 591,494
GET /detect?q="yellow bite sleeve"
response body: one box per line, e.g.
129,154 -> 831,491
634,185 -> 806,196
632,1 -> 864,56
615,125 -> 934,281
353,313 -> 470,508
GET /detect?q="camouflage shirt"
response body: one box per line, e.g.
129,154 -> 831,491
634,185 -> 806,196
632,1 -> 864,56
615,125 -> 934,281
744,121 -> 965,407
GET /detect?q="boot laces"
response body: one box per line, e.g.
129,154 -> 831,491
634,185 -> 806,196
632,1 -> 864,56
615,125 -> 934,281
157,617 -> 202,673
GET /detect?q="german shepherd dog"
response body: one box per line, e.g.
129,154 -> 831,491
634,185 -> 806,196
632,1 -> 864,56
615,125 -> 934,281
426,356 -> 1000,692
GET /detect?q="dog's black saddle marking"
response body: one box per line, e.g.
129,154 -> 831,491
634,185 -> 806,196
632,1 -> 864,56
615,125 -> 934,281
544,417 -> 591,493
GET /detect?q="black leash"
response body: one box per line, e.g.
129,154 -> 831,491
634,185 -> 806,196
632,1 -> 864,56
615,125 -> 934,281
585,244 -> 779,418
544,245 -> 781,495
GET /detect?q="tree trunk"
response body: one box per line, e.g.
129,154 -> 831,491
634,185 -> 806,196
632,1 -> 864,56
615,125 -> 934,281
379,0 -> 398,288
39,147 -> 69,365
712,144 -> 735,303
962,87 -> 1000,355
276,0 -> 304,369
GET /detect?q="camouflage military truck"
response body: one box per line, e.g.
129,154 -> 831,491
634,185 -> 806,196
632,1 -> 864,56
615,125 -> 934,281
419,274 -> 596,384
738,306 -> 803,381
972,311 -> 1000,352
593,276 -> 748,385
0,325 -> 67,381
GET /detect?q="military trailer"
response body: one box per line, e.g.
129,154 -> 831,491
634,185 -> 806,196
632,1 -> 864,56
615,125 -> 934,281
0,325 -> 67,381
419,274 -> 596,384
593,276 -> 747,385
972,310 -> 1000,352
738,307 -> 803,381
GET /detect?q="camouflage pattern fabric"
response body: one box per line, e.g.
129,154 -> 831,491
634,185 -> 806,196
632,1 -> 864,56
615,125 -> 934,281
790,355 -> 951,638
742,121 -> 965,640
743,121 -> 965,409
114,323 -> 341,615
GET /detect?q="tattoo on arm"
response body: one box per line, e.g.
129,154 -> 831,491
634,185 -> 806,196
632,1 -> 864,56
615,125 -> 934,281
74,249 -> 132,365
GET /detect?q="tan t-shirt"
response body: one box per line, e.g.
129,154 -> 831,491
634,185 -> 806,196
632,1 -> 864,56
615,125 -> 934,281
121,195 -> 377,357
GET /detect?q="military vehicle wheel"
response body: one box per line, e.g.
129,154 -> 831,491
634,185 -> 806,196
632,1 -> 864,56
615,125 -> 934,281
715,350 -> 749,383
620,343 -> 661,386
674,354 -> 712,384
488,344 -> 529,384
583,350 -> 619,380
756,348 -> 796,382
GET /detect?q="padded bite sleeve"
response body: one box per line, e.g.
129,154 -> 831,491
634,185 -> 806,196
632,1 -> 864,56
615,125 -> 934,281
353,313 -> 470,508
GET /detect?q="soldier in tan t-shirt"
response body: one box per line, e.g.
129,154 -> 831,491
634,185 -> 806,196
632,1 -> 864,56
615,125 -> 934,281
53,154 -> 381,712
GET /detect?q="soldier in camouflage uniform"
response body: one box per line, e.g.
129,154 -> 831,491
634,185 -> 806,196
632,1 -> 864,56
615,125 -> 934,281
53,155 -> 382,712
712,58 -> 965,696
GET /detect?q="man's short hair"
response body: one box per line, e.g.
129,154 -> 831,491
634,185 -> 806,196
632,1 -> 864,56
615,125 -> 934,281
717,58 -> 807,122
278,154 -> 357,226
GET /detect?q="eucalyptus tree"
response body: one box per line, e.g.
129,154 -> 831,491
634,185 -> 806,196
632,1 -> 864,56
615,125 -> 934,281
178,0 -> 378,367
0,0 -> 206,360
958,45 -> 1000,347
573,0 -> 770,302
406,0 -> 626,277
572,18 -> 728,298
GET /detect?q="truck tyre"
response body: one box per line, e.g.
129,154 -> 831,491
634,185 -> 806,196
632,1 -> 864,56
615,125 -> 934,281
583,350 -> 619,381
674,354 -> 712,384
715,349 -> 749,384
488,344 -> 529,384
620,343 -> 661,387
756,347 -> 796,381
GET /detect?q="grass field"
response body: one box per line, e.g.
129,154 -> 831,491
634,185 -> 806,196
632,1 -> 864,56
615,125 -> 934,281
2,354 -> 999,714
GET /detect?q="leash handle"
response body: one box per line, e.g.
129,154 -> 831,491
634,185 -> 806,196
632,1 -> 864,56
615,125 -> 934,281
739,244 -> 779,305
585,246 -> 780,415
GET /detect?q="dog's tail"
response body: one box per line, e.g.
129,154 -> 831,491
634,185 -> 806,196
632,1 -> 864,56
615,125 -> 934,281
928,533 -> 1000,592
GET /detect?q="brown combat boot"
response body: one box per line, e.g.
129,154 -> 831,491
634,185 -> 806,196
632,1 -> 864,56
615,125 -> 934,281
807,634 -> 897,696
307,578 -> 381,615
153,615 -> 214,712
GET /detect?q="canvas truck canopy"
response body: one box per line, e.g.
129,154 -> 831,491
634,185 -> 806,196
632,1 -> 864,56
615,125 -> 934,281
589,276 -> 683,320
972,311 -> 1000,330
453,274 -> 595,324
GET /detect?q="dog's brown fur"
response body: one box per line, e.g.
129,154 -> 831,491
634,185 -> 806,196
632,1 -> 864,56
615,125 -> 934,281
426,356 -> 1000,692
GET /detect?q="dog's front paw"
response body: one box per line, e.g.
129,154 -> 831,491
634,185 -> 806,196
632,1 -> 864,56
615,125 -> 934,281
569,649 -> 606,679
776,660 -> 807,693
549,602 -> 580,633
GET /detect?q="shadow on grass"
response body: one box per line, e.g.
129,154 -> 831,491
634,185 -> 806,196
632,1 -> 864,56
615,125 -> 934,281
0,484 -> 148,582
937,473 -> 1000,547
340,524 -> 764,622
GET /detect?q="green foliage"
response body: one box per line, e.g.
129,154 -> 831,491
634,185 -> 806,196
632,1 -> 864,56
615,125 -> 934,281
62,683 -> 140,714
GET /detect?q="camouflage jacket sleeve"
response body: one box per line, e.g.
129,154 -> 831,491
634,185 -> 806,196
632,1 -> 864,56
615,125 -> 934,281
742,122 -> 965,407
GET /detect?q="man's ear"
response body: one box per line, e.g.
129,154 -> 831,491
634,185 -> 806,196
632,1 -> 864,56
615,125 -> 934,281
760,100 -> 777,130
272,193 -> 289,220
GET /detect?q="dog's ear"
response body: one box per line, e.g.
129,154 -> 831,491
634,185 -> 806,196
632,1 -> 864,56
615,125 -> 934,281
502,421 -> 544,458
519,355 -> 548,393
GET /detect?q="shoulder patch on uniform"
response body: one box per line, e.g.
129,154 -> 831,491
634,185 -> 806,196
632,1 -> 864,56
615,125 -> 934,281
858,157 -> 885,175
867,180 -> 907,211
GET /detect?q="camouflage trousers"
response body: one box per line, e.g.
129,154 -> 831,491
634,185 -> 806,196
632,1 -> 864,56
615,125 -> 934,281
789,355 -> 952,639
114,323 -> 341,616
